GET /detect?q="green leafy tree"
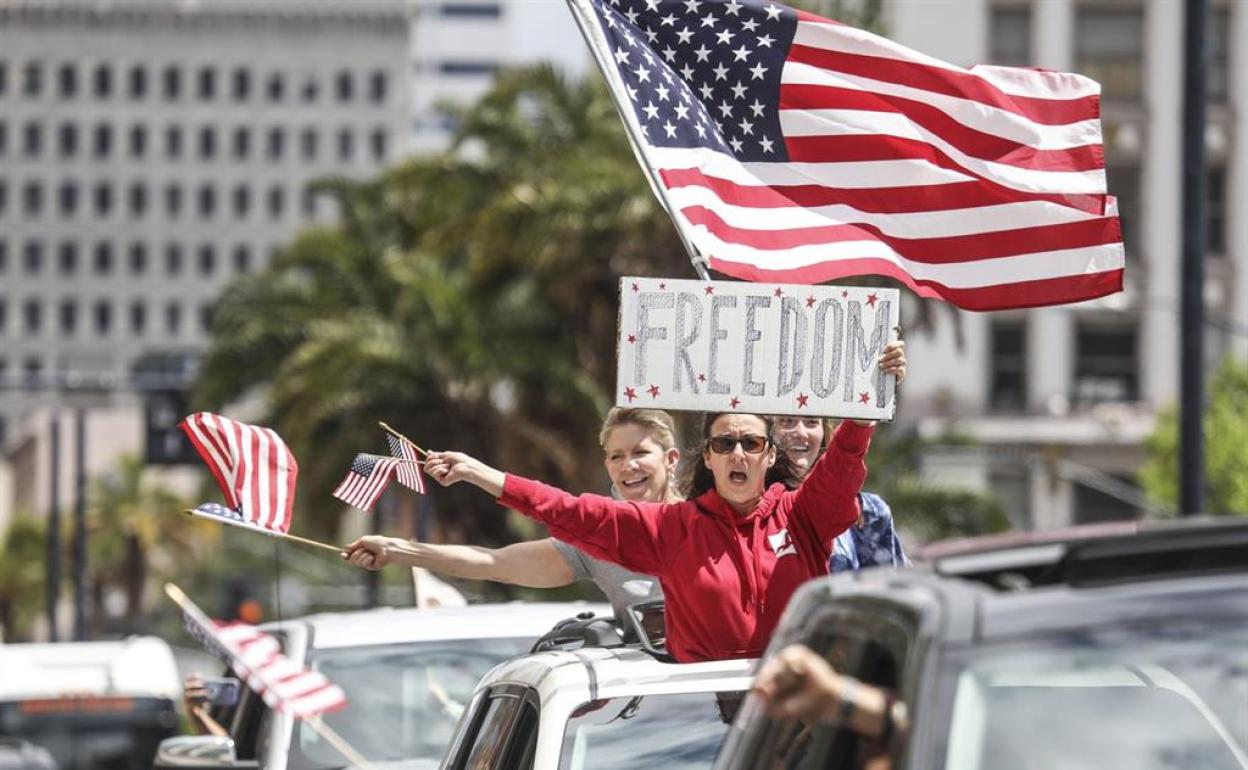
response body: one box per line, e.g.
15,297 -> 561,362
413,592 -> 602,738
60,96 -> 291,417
1141,358 -> 1248,515
0,516 -> 47,641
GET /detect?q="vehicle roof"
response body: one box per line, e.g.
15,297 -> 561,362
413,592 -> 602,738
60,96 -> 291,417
261,601 -> 610,651
0,636 -> 181,700
476,645 -> 755,703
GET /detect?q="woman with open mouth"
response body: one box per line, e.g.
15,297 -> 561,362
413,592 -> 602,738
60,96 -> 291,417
420,342 -> 907,663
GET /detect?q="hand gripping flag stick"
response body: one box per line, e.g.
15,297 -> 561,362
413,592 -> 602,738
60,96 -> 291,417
164,583 -> 375,770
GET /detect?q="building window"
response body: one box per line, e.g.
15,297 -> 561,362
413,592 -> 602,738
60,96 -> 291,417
337,129 -> 354,161
335,70 -> 353,102
301,187 -> 317,219
300,127 -> 318,161
1106,165 -> 1141,259
197,184 -> 217,219
24,121 -> 41,157
988,4 -> 1031,66
57,122 -> 77,157
22,357 -> 43,389
197,243 -> 215,276
1208,165 -> 1226,255
198,67 -> 216,100
23,299 -> 42,334
233,244 -> 251,274
94,300 -> 112,336
93,182 -> 113,217
232,126 -> 250,160
1209,8 -> 1229,103
165,243 -> 183,276
232,68 -> 250,101
165,302 -> 182,336
23,240 -> 43,275
232,185 -> 251,218
0,122 -> 7,156
130,124 -> 147,158
200,303 -> 215,333
58,181 -> 79,217
58,63 -> 77,98
130,301 -> 146,336
128,182 -> 147,218
23,181 -> 43,216
163,66 -> 181,100
94,241 -> 113,275
24,61 -> 42,97
129,65 -> 146,99
93,122 -> 112,158
301,77 -> 318,103
58,241 -> 77,275
59,300 -> 76,336
0,60 -> 7,95
370,128 -> 387,162
369,70 -> 388,103
1073,322 -> 1138,405
1075,6 -> 1143,103
198,125 -> 216,159
438,60 -> 499,76
267,185 -> 285,219
439,3 -> 502,18
165,183 -> 182,217
129,242 -> 147,274
267,127 -> 285,161
266,72 -> 285,102
165,125 -> 182,159
0,241 -> 6,273
93,64 -> 112,98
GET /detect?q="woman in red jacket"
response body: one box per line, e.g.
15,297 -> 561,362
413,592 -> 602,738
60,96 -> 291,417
423,416 -> 883,662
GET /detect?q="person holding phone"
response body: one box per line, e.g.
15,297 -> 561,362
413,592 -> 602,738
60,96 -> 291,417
183,673 -> 240,736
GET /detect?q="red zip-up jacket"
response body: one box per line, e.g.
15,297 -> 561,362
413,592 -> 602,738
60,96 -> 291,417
497,420 -> 873,662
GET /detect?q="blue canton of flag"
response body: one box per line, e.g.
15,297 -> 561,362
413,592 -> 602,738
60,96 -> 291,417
590,0 -> 795,161
332,453 -> 402,513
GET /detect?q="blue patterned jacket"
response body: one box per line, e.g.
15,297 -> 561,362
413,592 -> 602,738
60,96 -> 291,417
830,492 -> 908,573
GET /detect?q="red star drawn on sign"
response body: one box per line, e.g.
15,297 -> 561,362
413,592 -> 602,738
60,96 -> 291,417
659,282 -> 667,290
841,290 -> 849,298
858,392 -> 871,404
773,287 -> 784,298
866,292 -> 879,307
631,282 -> 640,293
647,384 -> 661,398
627,334 -> 637,344
624,387 -> 638,403
796,393 -> 809,408
704,285 -> 715,295
730,396 -> 741,409
805,295 -> 817,308
697,373 -> 707,383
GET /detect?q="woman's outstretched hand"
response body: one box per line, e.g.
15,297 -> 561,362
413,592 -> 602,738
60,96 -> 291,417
423,451 -> 506,498
878,339 -> 907,384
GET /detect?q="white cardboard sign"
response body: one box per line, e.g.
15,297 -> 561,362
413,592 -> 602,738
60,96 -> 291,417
616,277 -> 900,420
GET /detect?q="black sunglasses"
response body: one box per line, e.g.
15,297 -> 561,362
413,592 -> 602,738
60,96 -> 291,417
707,435 -> 770,455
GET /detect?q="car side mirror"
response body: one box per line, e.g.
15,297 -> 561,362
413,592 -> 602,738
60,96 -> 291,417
154,736 -> 259,769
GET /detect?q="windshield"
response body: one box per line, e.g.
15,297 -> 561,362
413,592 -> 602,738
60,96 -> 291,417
940,622 -> 1248,770
559,690 -> 743,770
288,637 -> 532,769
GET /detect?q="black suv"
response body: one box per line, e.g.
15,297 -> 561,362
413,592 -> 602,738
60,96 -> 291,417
716,518 -> 1248,770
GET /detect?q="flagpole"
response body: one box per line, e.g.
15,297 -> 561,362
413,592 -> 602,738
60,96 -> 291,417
183,510 -> 344,554
564,0 -> 712,282
378,422 -> 429,457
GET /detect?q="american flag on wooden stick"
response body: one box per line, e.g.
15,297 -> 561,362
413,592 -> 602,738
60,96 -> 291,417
567,0 -> 1124,310
169,584 -> 346,719
180,412 -> 298,533
386,434 -> 426,494
333,454 -> 403,512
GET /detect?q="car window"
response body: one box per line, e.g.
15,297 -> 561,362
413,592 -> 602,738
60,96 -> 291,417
938,621 -> 1248,770
288,637 -> 532,769
559,690 -> 745,770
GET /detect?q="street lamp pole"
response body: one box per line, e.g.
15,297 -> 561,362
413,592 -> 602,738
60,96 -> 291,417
46,413 -> 61,642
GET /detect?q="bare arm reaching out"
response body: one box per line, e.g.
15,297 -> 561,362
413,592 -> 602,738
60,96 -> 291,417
343,536 -> 576,588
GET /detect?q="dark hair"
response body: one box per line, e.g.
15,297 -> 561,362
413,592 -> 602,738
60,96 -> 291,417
678,412 -> 804,499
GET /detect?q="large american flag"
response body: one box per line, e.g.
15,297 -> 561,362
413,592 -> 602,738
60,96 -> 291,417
180,412 -> 298,534
332,453 -> 402,512
568,0 -> 1125,311
173,587 -> 346,719
386,434 -> 427,494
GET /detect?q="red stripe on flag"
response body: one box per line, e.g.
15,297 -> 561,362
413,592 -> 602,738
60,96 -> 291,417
180,419 -> 237,510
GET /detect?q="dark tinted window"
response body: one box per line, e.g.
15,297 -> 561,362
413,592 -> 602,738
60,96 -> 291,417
93,64 -> 112,98
232,68 -> 250,101
58,63 -> 77,97
989,320 -> 1026,412
23,241 -> 43,275
163,66 -> 181,100
129,65 -> 146,99
1073,323 -> 1137,405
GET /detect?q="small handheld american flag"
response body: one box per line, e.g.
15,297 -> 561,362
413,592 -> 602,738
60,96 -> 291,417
566,0 -> 1124,311
386,434 -> 427,494
333,453 -> 404,512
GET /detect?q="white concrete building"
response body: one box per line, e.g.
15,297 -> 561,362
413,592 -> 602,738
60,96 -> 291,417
886,0 -> 1245,527
408,0 -> 590,153
0,0 -> 409,514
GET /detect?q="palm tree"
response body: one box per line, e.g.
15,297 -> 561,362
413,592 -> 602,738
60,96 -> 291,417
0,516 -> 47,641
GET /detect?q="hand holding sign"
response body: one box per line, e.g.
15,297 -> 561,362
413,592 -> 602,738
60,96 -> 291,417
617,278 -> 903,420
